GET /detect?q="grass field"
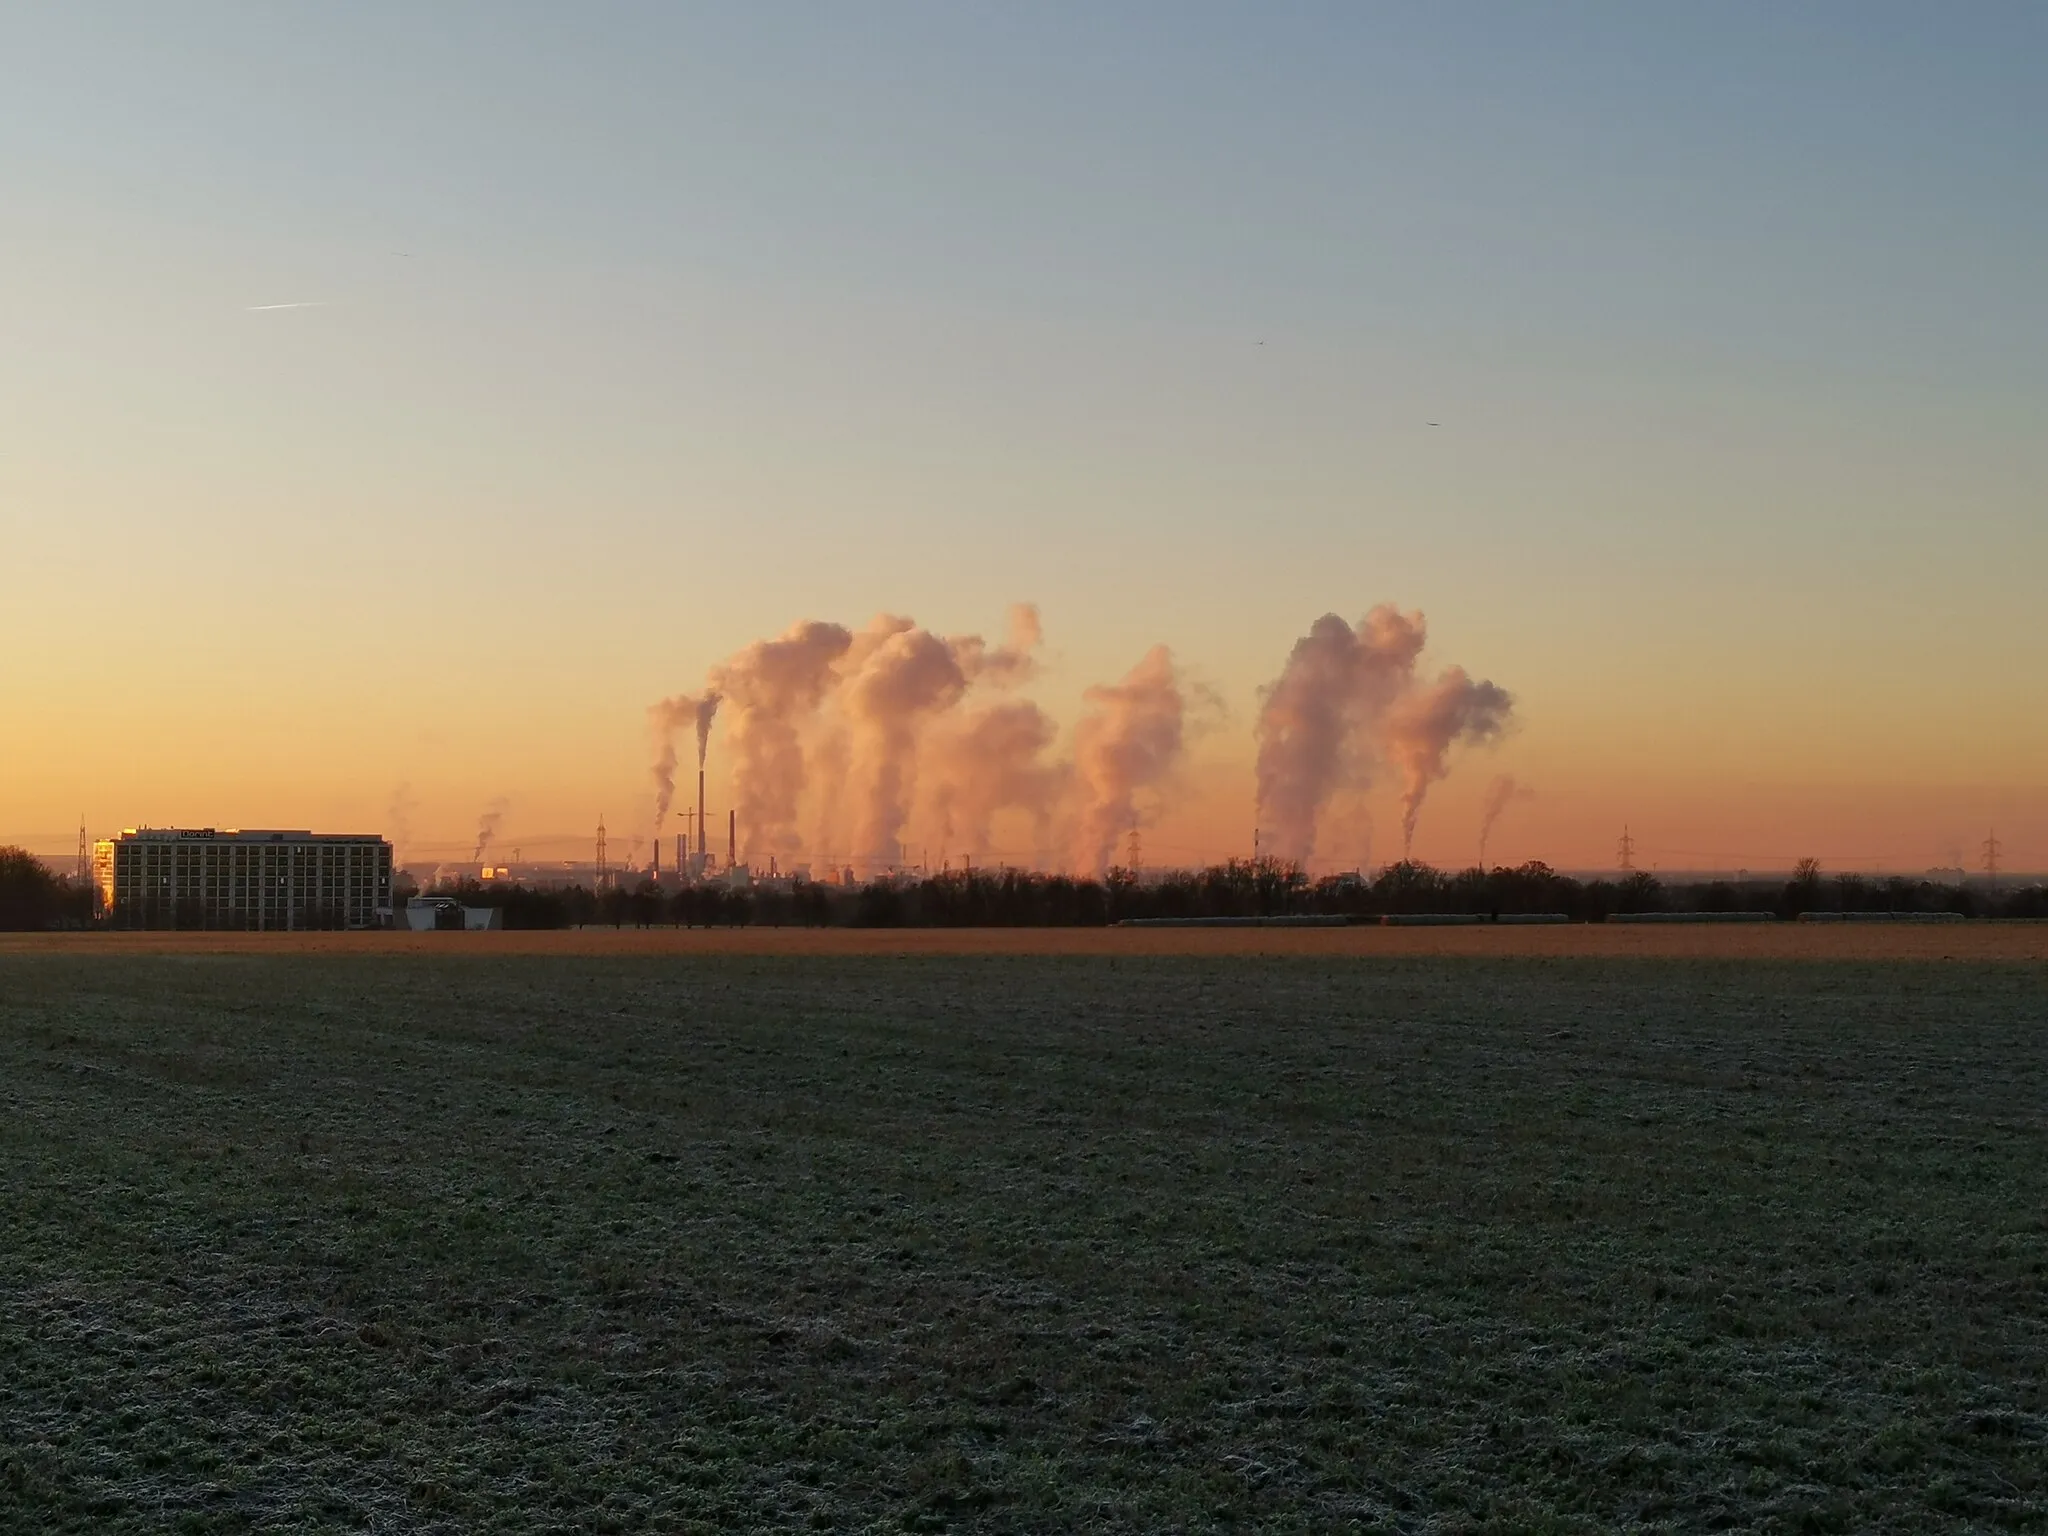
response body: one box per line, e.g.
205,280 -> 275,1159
3,947 -> 2044,1532
8,922 -> 2048,960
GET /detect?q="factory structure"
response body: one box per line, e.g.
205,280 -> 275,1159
640,766 -> 769,887
673,764 -> 743,881
93,828 -> 393,929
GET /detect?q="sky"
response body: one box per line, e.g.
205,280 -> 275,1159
4,2 -> 2044,874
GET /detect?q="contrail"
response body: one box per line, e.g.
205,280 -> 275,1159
246,302 -> 328,311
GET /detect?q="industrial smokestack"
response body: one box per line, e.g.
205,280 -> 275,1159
728,809 -> 736,868
648,691 -> 720,845
697,769 -> 706,861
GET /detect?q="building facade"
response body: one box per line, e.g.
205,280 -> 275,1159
93,829 -> 393,930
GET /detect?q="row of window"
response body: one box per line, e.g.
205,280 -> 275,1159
123,855 -> 386,865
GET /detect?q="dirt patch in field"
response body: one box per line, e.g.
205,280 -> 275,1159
4,922 -> 2043,960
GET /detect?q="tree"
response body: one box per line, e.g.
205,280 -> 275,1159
1786,857 -> 1824,916
0,848 -> 60,930
1615,871 -> 1666,914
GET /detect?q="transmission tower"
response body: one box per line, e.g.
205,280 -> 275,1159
1982,829 -> 2002,886
595,815 -> 609,891
76,817 -> 88,886
1125,826 -> 1142,873
1617,825 -> 1636,872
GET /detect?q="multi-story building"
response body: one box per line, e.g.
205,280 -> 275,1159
92,829 -> 393,930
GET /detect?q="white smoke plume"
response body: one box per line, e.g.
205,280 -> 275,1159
708,622 -> 851,862
843,621 -> 975,865
1386,667 -> 1514,859
921,699 -> 1064,863
471,799 -> 508,864
1478,774 -> 1534,870
1253,605 -> 1425,864
1255,614 -> 1362,861
950,602 -> 1043,690
1255,605 -> 1511,866
842,605 -> 1049,866
805,727 -> 852,873
1070,646 -> 1188,874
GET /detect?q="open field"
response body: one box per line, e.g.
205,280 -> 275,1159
3,954 -> 2044,1532
6,922 -> 2048,960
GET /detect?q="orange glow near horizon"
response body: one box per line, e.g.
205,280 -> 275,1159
11,736 -> 2041,880
5,584 -> 2045,877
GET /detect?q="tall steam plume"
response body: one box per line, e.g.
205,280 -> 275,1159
1478,774 -> 1533,870
1387,668 -> 1514,858
709,622 -> 851,861
844,622 -> 975,864
1255,605 -> 1512,865
1071,646 -> 1188,874
923,699 -> 1064,862
1252,606 -> 1423,863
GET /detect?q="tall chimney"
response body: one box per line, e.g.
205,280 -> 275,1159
728,809 -> 736,869
696,769 -> 706,861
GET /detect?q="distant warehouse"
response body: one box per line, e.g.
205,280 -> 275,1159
92,829 -> 393,930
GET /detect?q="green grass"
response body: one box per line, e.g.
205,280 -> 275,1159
2,955 -> 2044,1532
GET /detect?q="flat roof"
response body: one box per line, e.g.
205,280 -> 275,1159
111,828 -> 388,844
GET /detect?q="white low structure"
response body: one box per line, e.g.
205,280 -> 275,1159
404,896 -> 504,931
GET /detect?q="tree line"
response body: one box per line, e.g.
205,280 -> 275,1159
6,845 -> 2042,931
418,858 -> 2048,930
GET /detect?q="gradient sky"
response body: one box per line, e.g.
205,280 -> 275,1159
5,3 -> 2044,873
